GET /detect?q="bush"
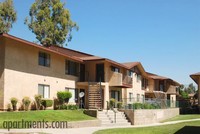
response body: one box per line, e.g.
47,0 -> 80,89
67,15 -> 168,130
143,103 -> 154,109
22,97 -> 31,111
133,103 -> 143,109
7,103 -> 12,111
59,104 -> 78,110
34,94 -> 42,110
57,91 -> 72,104
117,102 -> 123,109
109,98 -> 116,108
41,99 -> 53,109
10,97 -> 18,111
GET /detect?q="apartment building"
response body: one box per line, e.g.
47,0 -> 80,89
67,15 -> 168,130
145,72 -> 180,107
0,34 -> 135,110
0,33 -> 180,110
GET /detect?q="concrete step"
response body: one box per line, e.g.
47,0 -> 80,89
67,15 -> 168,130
98,110 -> 131,127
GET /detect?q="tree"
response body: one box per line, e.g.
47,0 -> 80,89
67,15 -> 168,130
25,0 -> 78,47
187,83 -> 196,94
0,0 -> 17,33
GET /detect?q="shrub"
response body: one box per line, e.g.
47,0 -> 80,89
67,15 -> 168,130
34,94 -> 42,110
41,99 -> 53,109
109,98 -> 116,108
22,97 -> 31,111
117,102 -> 123,109
67,104 -> 78,110
10,97 -> 18,111
133,103 -> 143,109
143,103 -> 154,109
53,98 -> 59,110
59,104 -> 78,110
57,91 -> 72,104
7,103 -> 12,111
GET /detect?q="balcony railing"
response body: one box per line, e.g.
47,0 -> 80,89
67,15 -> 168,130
109,72 -> 132,87
109,72 -> 123,86
123,75 -> 132,85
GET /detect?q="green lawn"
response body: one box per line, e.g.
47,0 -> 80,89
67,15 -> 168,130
0,110 -> 95,128
162,114 -> 200,122
94,121 -> 200,134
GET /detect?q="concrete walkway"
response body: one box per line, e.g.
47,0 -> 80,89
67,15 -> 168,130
0,118 -> 200,134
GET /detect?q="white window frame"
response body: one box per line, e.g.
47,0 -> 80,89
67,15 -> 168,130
38,84 -> 50,99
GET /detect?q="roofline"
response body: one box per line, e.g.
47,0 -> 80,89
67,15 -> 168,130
147,72 -> 180,86
51,45 -> 93,57
83,58 -> 130,70
0,33 -> 83,62
190,73 -> 200,84
122,62 -> 148,77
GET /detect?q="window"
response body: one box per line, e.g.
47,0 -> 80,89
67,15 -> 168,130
111,66 -> 120,73
142,78 -> 148,89
137,94 -> 140,102
129,93 -> 133,102
128,70 -> 133,77
159,80 -> 164,91
141,95 -> 145,103
65,88 -> 78,103
136,74 -> 141,82
38,52 -> 50,67
65,60 -> 79,76
38,84 -> 50,98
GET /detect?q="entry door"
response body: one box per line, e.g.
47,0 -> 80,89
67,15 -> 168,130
96,64 -> 105,82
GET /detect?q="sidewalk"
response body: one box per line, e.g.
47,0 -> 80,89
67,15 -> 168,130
1,118 -> 200,134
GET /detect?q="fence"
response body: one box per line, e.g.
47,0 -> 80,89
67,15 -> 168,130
114,98 -> 179,110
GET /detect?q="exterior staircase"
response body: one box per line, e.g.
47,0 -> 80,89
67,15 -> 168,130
88,82 -> 102,109
98,110 -> 131,127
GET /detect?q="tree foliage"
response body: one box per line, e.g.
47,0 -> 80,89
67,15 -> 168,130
179,83 -> 197,99
25,0 -> 78,47
0,0 -> 17,33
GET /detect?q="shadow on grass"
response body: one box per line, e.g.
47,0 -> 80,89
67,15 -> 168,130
175,126 -> 200,134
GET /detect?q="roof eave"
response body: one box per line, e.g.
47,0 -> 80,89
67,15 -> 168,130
1,33 -> 83,63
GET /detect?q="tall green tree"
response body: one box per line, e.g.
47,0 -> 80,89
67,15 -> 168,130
25,0 -> 78,47
0,0 -> 17,33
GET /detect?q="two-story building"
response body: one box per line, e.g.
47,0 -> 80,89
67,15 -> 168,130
145,72 -> 180,107
0,33 -> 180,110
0,33 -> 135,110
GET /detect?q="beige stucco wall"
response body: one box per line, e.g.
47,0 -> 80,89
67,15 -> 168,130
133,108 -> 179,125
2,38 -> 79,109
0,37 -> 5,109
126,72 -> 145,104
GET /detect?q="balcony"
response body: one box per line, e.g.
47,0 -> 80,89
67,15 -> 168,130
109,72 -> 132,88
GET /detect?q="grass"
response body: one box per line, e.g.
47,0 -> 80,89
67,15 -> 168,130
94,121 -> 200,134
0,110 -> 95,128
162,114 -> 200,122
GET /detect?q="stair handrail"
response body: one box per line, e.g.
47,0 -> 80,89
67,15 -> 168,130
112,108 -> 117,123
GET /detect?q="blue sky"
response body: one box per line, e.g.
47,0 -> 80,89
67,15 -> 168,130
7,0 -> 200,85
